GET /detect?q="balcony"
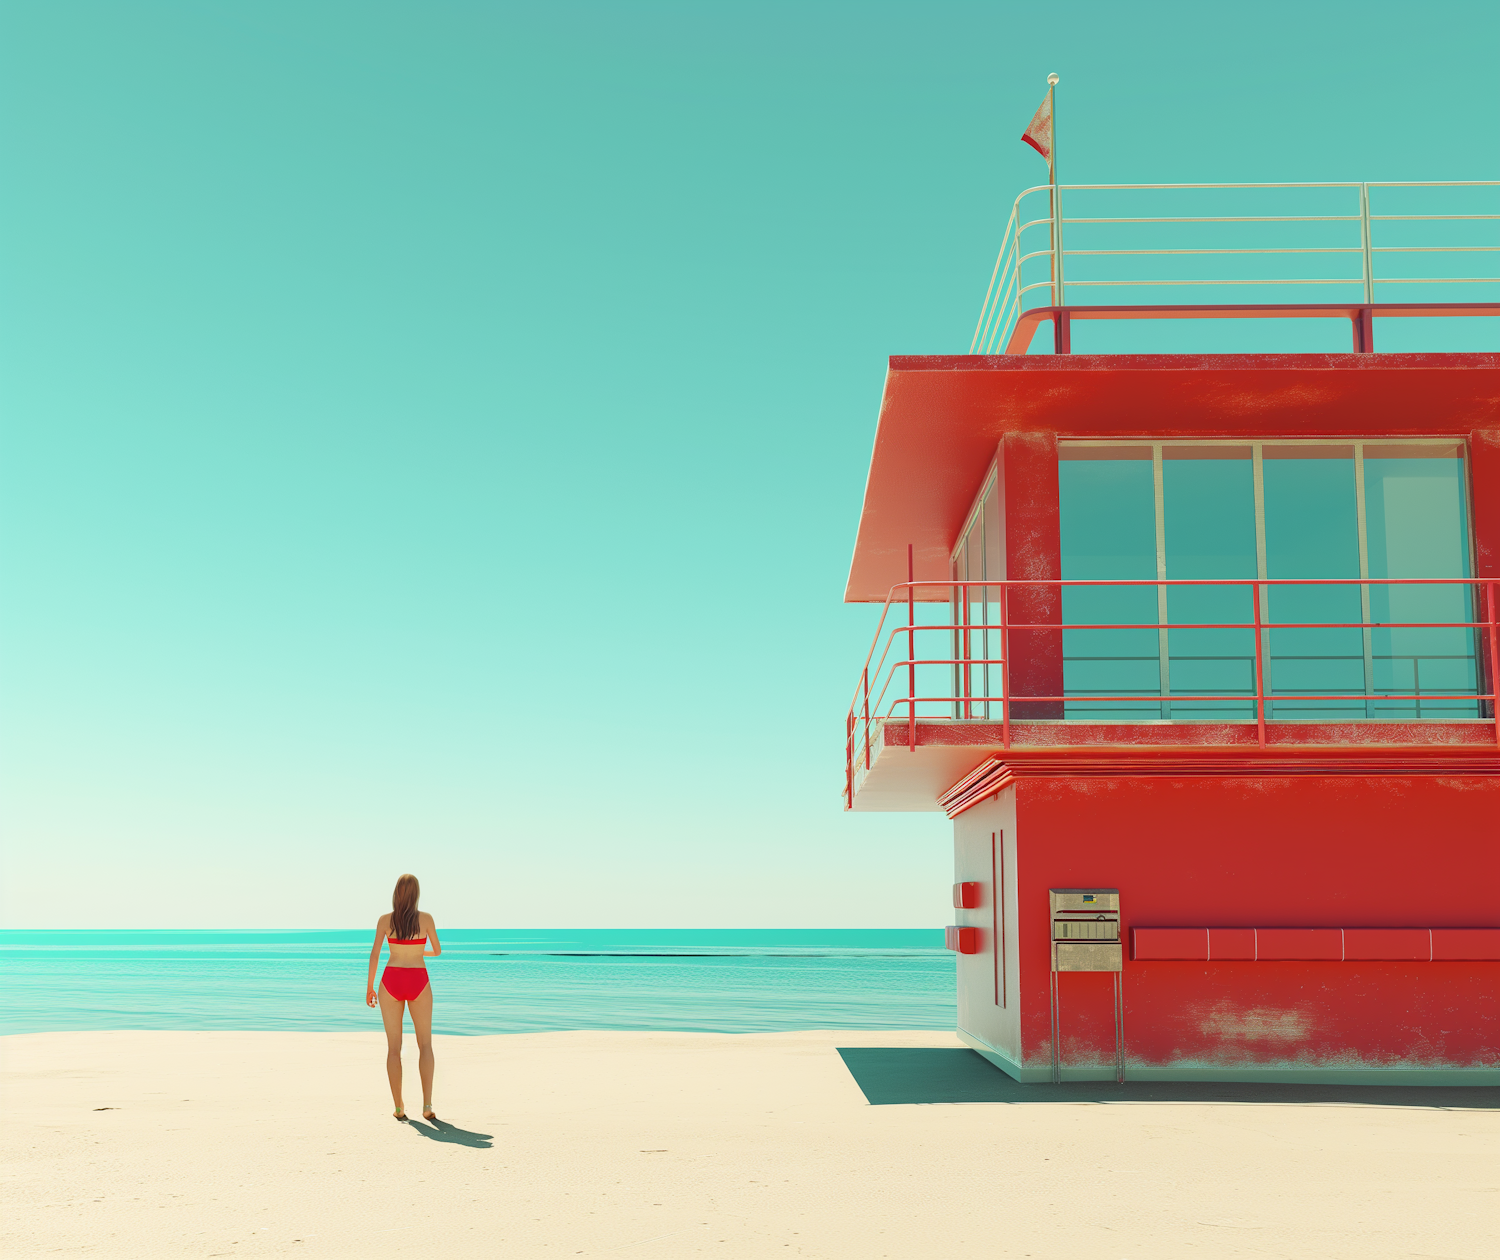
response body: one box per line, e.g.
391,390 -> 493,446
844,577 -> 1500,811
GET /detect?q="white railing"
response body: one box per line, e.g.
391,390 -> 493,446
969,181 -> 1500,355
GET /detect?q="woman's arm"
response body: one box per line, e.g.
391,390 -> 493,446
425,914 -> 442,957
366,914 -> 388,1006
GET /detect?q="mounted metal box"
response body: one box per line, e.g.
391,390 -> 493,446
1049,888 -> 1126,1082
1051,889 -> 1121,972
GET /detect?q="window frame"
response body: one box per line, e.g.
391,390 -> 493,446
1054,436 -> 1480,722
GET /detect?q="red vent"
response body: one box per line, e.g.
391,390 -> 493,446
945,926 -> 980,955
1257,928 -> 1342,961
952,882 -> 981,909
1131,927 -> 1207,961
1433,929 -> 1500,960
1344,928 -> 1431,961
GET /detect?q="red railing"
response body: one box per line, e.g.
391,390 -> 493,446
844,575 -> 1500,808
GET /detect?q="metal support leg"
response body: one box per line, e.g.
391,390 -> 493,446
1114,972 -> 1126,1084
1049,966 -> 1061,1085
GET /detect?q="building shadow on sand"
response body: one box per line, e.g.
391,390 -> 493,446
836,1048 -> 1500,1110
404,1117 -> 494,1147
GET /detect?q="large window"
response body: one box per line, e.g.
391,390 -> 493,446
1057,439 -> 1478,721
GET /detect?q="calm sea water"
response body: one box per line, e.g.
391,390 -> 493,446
0,929 -> 955,1035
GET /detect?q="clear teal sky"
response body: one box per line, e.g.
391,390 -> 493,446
3,2 -> 1497,928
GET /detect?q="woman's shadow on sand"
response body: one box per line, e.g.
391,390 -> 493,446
404,1118 -> 493,1148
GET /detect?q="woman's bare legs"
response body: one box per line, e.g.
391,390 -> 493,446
408,985 -> 435,1116
377,984 -> 407,1116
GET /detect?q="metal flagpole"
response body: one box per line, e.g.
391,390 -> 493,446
1047,73 -> 1062,307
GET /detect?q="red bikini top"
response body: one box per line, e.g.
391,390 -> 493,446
389,937 -> 427,945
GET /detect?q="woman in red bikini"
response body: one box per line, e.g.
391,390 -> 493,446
365,873 -> 442,1121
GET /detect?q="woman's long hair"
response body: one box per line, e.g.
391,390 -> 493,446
391,874 -> 421,941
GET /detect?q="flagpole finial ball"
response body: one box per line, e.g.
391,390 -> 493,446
1047,73 -> 1060,85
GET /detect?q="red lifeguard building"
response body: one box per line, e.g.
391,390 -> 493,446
844,179 -> 1500,1084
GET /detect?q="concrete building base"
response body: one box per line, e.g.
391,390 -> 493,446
957,1027 -> 1500,1088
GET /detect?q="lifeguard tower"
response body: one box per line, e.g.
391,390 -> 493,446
843,178 -> 1500,1083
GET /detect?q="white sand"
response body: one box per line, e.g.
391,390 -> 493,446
3,1029 -> 1496,1259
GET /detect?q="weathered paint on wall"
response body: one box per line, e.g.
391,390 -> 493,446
956,774 -> 1500,1079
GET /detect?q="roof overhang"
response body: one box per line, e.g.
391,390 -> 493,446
844,352 -> 1500,603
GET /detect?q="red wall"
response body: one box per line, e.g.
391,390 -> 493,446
1011,774 -> 1500,1071
1000,432 -> 1064,719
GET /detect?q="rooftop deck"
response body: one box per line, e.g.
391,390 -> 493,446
972,180 -> 1500,355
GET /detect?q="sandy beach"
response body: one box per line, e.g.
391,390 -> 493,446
4,1028 -> 1497,1259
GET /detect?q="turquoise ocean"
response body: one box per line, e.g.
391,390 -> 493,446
1,929 -> 954,1036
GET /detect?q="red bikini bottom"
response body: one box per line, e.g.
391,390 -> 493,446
381,966 -> 431,1001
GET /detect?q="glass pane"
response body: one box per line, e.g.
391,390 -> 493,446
950,552 -> 963,720
983,486 -> 1004,720
978,511 -> 994,716
1059,448 -> 1160,718
1262,445 -> 1364,719
964,513 -> 985,716
1163,447 -> 1257,718
1364,445 -> 1477,718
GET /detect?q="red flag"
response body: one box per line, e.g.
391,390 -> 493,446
1021,93 -> 1053,163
